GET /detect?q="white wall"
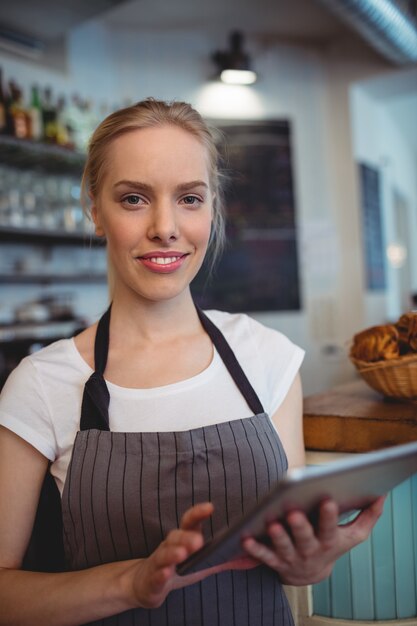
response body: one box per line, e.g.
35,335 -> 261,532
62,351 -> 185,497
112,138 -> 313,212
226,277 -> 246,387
351,77 -> 417,324
2,21 -> 412,395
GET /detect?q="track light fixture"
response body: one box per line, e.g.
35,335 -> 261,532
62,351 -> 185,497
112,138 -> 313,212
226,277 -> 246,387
212,31 -> 257,85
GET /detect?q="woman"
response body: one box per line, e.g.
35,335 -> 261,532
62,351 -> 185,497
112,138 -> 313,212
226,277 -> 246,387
0,99 -> 383,625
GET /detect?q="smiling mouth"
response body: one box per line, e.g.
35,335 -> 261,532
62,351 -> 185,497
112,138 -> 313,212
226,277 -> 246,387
137,253 -> 189,272
147,256 -> 182,265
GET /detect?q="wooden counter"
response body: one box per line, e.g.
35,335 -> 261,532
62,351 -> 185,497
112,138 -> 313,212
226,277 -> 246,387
303,378 -> 417,453
297,379 -> 417,624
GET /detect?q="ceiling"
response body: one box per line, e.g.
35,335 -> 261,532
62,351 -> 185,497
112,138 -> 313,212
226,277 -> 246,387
0,0 -> 125,43
101,0 -> 351,39
0,0 -> 416,151
0,0 -> 365,47
1,0 -> 416,57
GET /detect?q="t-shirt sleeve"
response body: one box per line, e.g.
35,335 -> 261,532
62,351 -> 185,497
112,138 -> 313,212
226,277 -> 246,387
246,316 -> 305,416
0,357 -> 57,461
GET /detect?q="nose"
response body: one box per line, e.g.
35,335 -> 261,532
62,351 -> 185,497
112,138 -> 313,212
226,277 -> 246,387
147,200 -> 179,243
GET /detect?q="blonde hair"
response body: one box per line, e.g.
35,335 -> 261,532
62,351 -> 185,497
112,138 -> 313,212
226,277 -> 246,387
81,98 -> 226,270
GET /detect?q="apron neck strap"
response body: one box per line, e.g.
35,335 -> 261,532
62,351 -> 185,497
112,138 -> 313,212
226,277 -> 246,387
80,304 -> 112,431
80,303 -> 265,431
196,307 -> 264,416
94,305 -> 111,374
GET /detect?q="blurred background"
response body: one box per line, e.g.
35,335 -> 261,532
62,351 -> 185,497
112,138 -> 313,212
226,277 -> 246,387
0,0 -> 416,394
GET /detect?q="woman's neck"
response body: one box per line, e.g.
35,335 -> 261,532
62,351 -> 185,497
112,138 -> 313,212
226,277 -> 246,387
94,288 -> 212,388
109,288 -> 202,344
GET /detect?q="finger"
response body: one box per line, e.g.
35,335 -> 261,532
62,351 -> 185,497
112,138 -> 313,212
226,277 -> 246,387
316,500 -> 339,545
344,495 -> 385,544
365,495 -> 386,516
333,496 -> 386,559
284,511 -> 319,556
164,528 -> 205,554
180,502 -> 214,531
153,534 -> 208,574
267,522 -> 297,562
242,537 -> 281,569
153,543 -> 189,570
173,554 -> 259,591
151,564 -> 174,587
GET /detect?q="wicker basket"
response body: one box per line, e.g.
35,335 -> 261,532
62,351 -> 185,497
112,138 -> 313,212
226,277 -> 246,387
350,352 -> 417,401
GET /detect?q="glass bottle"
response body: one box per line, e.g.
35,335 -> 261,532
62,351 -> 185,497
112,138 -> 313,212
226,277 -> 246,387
42,86 -> 57,143
29,85 -> 43,141
8,81 -> 29,139
56,95 -> 70,147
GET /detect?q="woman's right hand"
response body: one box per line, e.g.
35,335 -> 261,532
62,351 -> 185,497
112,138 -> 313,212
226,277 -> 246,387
128,502 -> 258,609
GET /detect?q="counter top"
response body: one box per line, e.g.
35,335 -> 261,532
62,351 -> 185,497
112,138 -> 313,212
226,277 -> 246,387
303,378 -> 417,453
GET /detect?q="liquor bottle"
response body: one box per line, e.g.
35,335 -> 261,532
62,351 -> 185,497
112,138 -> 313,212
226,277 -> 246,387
62,93 -> 78,150
57,95 -> 75,150
55,95 -> 70,147
8,81 -> 29,139
65,93 -> 85,152
82,99 -> 98,148
42,86 -> 57,143
28,85 -> 43,141
3,77 -> 14,135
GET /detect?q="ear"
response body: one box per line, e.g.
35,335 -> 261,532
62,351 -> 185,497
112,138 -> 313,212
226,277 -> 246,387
90,199 -> 105,237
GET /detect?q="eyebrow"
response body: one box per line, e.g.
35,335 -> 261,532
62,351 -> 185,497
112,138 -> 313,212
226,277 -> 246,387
113,180 -> 209,192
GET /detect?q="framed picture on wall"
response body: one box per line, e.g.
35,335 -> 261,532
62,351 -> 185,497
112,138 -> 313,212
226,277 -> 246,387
358,163 -> 386,290
191,120 -> 301,312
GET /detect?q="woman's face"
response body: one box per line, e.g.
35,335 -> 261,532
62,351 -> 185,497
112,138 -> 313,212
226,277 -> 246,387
92,125 -> 213,305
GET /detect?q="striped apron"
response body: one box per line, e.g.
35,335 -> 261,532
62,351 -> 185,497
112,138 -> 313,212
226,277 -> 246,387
61,306 -> 294,625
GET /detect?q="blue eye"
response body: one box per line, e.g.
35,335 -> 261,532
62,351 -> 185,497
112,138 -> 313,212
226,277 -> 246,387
124,195 -> 141,205
182,195 -> 201,205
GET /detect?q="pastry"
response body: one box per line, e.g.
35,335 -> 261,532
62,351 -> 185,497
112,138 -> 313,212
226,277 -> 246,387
396,312 -> 417,353
350,324 -> 399,362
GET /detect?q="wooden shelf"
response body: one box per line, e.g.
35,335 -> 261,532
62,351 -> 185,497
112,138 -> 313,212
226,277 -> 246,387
0,319 -> 86,343
0,273 -> 107,284
0,135 -> 85,175
0,226 -> 103,246
0,139 -> 107,291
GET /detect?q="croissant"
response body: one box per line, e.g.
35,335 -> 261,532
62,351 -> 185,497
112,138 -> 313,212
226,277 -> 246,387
350,324 -> 400,362
396,312 -> 417,353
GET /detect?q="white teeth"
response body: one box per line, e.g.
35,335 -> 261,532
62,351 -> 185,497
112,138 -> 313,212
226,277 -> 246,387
149,256 -> 180,265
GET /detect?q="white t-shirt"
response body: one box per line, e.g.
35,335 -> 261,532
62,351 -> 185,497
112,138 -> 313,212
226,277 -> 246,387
0,310 -> 304,494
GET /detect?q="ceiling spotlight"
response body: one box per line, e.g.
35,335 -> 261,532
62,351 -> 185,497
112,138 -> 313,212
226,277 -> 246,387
212,31 -> 257,85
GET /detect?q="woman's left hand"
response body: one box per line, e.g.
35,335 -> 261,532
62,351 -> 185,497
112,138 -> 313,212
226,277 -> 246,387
242,496 -> 385,586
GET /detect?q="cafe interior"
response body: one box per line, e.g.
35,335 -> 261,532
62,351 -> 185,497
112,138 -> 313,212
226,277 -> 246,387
0,0 -> 416,624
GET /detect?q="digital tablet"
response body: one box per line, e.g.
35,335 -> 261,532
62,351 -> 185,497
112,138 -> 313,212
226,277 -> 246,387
177,440 -> 417,575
